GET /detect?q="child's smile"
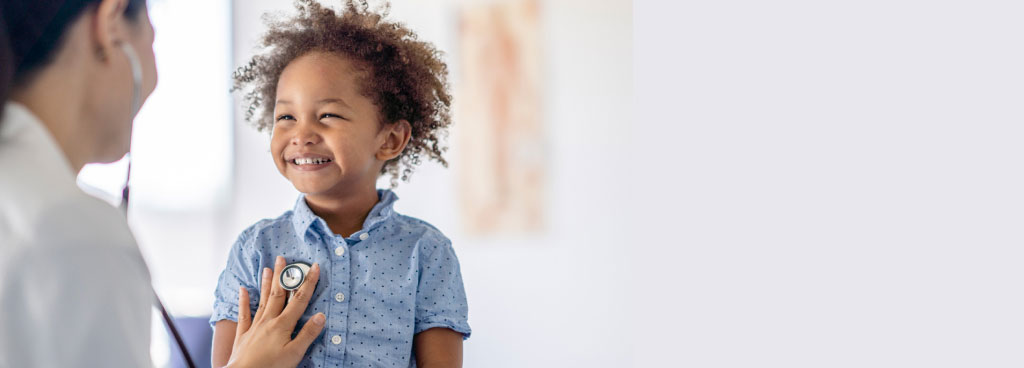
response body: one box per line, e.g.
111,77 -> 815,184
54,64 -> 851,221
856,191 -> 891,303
286,153 -> 334,171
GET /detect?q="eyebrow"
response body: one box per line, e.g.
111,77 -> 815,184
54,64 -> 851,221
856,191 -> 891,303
275,98 -> 351,108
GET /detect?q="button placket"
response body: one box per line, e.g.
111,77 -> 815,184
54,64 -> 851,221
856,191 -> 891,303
333,234 -> 346,256
326,236 -> 350,359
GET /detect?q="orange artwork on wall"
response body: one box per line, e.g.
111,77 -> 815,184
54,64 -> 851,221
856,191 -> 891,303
456,0 -> 545,236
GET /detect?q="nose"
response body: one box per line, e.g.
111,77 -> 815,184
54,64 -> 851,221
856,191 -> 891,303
291,122 -> 321,146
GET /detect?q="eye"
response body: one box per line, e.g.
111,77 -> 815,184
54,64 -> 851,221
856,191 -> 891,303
275,114 -> 295,122
320,113 -> 344,120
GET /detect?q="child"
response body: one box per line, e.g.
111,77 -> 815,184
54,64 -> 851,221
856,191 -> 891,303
209,1 -> 470,367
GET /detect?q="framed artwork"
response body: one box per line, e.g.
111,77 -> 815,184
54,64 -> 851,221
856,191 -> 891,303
456,0 -> 545,236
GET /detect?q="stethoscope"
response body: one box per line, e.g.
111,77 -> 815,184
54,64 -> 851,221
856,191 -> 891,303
117,41 -> 198,368
118,42 -> 313,368
280,262 -> 312,302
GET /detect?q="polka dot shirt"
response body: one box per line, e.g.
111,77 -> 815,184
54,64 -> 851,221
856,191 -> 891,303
210,189 -> 471,367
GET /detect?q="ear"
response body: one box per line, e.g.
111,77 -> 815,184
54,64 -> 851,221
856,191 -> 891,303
91,0 -> 130,62
376,120 -> 412,161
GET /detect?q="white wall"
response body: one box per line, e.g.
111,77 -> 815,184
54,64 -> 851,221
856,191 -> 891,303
632,1 -> 1024,367
228,0 -> 632,366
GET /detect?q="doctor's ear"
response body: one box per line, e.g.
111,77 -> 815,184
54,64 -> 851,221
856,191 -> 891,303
376,120 -> 412,161
90,0 -> 132,62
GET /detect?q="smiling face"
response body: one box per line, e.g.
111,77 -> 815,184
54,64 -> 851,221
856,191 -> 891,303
271,51 -> 393,198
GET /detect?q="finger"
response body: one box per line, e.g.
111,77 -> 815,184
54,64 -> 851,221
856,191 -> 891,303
261,256 -> 289,320
253,267 -> 273,322
236,286 -> 252,336
279,262 -> 320,324
287,313 -> 326,353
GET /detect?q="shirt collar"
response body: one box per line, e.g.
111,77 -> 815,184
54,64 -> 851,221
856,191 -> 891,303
0,101 -> 84,236
1,102 -> 76,184
291,189 -> 399,239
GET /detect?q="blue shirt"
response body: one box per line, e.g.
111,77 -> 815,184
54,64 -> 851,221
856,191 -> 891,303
210,189 -> 470,367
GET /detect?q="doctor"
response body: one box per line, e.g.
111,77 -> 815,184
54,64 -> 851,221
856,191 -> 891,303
0,0 -> 324,366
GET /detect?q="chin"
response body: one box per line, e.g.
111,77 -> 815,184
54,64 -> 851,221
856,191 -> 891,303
95,147 -> 130,164
291,181 -> 330,196
94,131 -> 132,163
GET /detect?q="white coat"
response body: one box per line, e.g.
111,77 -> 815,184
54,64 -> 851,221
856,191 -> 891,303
0,102 -> 153,367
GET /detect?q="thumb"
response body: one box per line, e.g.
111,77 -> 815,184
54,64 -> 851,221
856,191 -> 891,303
287,313 -> 326,352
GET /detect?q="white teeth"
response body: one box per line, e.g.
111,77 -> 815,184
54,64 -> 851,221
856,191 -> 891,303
293,157 -> 331,165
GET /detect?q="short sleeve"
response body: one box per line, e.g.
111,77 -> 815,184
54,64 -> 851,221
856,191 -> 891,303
209,230 -> 262,327
415,236 -> 471,339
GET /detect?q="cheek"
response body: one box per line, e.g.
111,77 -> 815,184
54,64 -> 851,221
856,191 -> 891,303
133,18 -> 158,95
143,49 -> 157,94
334,135 -> 372,162
343,138 -> 379,170
270,128 -> 287,163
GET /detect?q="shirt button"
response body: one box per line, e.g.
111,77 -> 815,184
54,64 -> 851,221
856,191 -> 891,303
359,233 -> 369,241
331,335 -> 342,345
334,246 -> 344,256
335,292 -> 345,302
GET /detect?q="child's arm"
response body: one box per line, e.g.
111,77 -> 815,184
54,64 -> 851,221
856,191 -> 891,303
211,320 -> 238,368
413,236 -> 471,367
413,327 -> 464,368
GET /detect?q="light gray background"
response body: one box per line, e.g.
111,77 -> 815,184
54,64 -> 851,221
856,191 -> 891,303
633,0 -> 1024,366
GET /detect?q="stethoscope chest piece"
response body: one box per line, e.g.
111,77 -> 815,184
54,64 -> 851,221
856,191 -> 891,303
280,262 -> 311,301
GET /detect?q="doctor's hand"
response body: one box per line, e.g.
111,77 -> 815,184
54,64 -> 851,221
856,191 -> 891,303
225,256 -> 325,368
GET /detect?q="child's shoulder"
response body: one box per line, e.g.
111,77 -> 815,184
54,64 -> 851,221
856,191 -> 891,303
232,210 -> 299,246
385,211 -> 451,247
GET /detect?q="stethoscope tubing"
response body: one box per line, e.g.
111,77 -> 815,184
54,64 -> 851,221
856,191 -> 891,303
122,180 -> 197,368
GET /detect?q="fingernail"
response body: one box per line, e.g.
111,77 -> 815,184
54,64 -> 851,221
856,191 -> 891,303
276,256 -> 285,265
239,286 -> 245,293
312,313 -> 325,325
313,262 -> 319,271
263,267 -> 271,279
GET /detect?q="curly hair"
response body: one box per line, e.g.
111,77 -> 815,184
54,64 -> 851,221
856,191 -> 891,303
233,0 -> 451,185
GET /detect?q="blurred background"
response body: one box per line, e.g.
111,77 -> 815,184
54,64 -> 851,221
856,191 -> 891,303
77,0 -> 632,366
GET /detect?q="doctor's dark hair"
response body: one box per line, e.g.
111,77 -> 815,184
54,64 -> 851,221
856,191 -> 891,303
233,0 -> 452,185
0,0 -> 147,117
